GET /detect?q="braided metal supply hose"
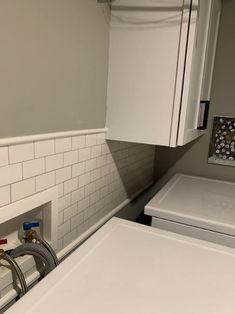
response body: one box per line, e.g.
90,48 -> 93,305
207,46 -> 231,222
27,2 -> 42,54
0,249 -> 27,296
40,238 -> 59,266
10,243 -> 56,276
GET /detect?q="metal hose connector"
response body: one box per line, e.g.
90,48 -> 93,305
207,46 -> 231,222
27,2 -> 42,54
25,230 -> 59,266
0,249 -> 27,296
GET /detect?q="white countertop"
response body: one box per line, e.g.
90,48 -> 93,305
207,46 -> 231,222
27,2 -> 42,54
6,217 -> 235,314
145,174 -> 235,235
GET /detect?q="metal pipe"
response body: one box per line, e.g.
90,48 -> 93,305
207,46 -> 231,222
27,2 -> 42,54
0,249 -> 27,296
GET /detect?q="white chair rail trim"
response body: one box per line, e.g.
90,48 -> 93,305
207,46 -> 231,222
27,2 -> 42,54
0,128 -> 108,147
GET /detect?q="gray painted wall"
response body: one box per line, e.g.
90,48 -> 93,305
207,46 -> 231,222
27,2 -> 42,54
153,0 -> 235,194
0,1 -> 109,138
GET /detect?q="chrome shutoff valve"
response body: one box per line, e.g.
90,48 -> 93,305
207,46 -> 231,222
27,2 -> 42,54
23,221 -> 41,243
23,221 -> 40,231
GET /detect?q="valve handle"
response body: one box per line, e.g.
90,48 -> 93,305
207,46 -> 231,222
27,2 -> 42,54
0,239 -> 7,245
23,221 -> 40,231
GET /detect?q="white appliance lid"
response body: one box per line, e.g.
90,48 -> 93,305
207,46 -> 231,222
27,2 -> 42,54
6,218 -> 235,314
145,174 -> 235,235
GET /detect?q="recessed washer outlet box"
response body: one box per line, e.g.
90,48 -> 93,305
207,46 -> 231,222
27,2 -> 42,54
0,186 -> 58,251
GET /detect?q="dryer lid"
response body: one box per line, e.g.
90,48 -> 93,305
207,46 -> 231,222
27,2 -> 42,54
145,173 -> 235,236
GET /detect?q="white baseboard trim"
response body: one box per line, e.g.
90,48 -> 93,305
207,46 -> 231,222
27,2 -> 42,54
0,128 -> 108,147
57,181 -> 153,260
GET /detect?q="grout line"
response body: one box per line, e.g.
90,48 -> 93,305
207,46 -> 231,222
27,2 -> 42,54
7,145 -> 10,165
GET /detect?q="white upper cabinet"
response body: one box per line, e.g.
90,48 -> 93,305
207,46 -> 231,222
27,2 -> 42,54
106,0 -> 222,147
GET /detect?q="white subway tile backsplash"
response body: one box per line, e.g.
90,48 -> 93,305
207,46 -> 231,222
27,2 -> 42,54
84,182 -> 96,197
78,172 -> 91,187
79,147 -> 91,162
90,168 -> 101,182
91,145 -> 102,158
100,185 -> 110,199
71,187 -> 85,204
0,186 -> 10,207
97,155 -> 107,167
35,140 -> 55,158
104,193 -> 113,206
45,154 -> 63,172
72,162 -> 85,178
77,220 -> 89,238
95,177 -> 106,190
58,221 -> 70,239
11,178 -> 35,202
72,136 -> 85,150
109,163 -> 116,173
115,150 -> 125,161
9,143 -> 34,164
36,172 -> 55,192
101,143 -> 110,155
84,206 -> 96,221
0,130 -> 155,302
108,141 -> 120,153
85,158 -> 97,172
0,163 -> 22,187
101,165 -> 110,177
55,137 -> 71,153
77,197 -> 90,213
56,166 -> 71,184
64,204 -> 78,222
23,158 -> 45,179
64,150 -> 78,166
85,134 -> 97,147
58,212 -> 64,226
71,212 -> 83,230
106,154 -> 114,165
0,147 -> 9,167
57,239 -> 63,252
89,191 -> 100,205
63,228 -> 78,247
96,133 -> 106,145
58,183 -> 64,197
58,194 -> 71,212
64,178 -> 78,195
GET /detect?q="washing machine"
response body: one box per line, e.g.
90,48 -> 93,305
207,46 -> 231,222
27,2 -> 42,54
5,217 -> 235,314
145,173 -> 235,248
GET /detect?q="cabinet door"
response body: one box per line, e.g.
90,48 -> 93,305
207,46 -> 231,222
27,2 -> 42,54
175,0 -> 212,146
106,0 -> 187,146
201,0 -> 222,101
